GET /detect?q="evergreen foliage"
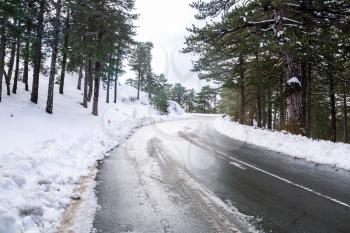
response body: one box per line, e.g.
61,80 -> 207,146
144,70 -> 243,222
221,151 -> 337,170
184,0 -> 350,142
0,0 -> 137,116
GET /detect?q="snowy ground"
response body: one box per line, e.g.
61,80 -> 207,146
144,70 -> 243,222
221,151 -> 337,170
0,73 -> 187,233
214,117 -> 350,171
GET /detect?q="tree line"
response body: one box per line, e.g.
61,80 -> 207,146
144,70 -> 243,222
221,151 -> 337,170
127,41 -> 221,114
184,0 -> 350,143
0,0 -> 136,115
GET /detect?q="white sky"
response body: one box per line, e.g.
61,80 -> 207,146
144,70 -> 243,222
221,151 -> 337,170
125,0 -> 206,90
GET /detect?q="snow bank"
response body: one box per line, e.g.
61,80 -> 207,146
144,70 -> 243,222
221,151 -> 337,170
214,117 -> 350,170
0,74 -> 188,233
167,100 -> 186,116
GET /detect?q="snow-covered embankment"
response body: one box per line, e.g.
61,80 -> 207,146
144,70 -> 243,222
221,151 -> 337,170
214,117 -> 350,170
0,75 -> 188,233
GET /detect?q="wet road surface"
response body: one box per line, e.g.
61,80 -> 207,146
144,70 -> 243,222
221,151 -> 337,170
93,117 -> 350,233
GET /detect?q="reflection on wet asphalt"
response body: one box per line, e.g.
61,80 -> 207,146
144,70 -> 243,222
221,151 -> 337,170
93,117 -> 350,233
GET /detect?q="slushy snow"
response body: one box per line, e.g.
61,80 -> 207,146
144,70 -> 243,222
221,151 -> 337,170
214,117 -> 350,170
0,73 -> 187,233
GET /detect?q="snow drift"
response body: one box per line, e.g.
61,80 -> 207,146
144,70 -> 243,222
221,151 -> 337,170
167,100 -> 186,116
0,74 -> 187,233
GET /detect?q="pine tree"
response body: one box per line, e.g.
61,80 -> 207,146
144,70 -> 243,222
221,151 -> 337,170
0,0 -> 137,118
171,83 -> 186,107
30,0 -> 46,104
184,0 -> 350,141
129,42 -> 153,100
46,0 -> 62,114
151,74 -> 171,113
23,0 -> 34,92
59,2 -> 70,95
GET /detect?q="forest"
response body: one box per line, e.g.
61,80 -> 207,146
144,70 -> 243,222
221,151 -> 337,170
1,0 -> 349,143
0,0 -> 137,116
184,0 -> 350,143
0,0 -> 220,118
126,48 -> 220,115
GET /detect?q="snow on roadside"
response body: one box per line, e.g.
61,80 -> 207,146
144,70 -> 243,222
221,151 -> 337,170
167,100 -> 187,116
214,117 -> 350,170
0,74 -> 188,233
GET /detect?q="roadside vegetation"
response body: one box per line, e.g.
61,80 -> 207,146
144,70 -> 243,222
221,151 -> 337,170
184,0 -> 350,143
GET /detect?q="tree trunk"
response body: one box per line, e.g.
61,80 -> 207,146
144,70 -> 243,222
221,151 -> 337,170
273,96 -> 278,130
106,73 -> 110,103
87,59 -> 93,102
275,9 -> 304,134
304,62 -> 312,137
146,49 -> 152,100
284,52 -> 304,134
137,71 -> 141,100
6,41 -> 16,95
106,55 -> 112,104
262,91 -> 267,128
0,18 -> 6,102
267,89 -> 272,130
329,72 -> 337,142
12,26 -> 20,94
303,1 -> 313,137
31,0 -> 45,104
301,59 -> 312,137
83,59 -> 90,108
114,54 -> 120,103
257,88 -> 262,128
114,73 -> 118,103
148,76 -> 152,100
59,7 -> 69,95
238,55 -> 245,124
46,0 -> 61,114
279,71 -> 286,129
77,64 -> 83,90
255,53 -> 262,128
23,5 -> 32,91
92,60 -> 101,116
343,91 -> 348,143
92,31 -> 103,116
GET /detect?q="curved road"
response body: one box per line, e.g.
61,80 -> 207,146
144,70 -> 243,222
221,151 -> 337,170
93,117 -> 350,233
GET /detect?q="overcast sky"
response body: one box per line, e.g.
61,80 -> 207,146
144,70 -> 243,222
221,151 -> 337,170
127,0 -> 206,90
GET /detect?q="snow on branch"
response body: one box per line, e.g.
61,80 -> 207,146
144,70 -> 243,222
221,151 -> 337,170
247,19 -> 276,25
282,17 -> 302,25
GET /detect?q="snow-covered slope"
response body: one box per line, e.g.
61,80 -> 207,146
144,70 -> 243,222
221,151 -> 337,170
0,74 -> 187,233
214,117 -> 350,170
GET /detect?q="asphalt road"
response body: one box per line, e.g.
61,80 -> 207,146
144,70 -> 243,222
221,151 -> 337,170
93,117 -> 350,233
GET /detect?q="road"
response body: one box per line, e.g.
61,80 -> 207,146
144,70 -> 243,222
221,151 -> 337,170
93,117 -> 350,233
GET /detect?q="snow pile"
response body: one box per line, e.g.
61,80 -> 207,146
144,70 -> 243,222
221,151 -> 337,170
167,100 -> 186,116
0,74 -> 188,233
214,117 -> 350,170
